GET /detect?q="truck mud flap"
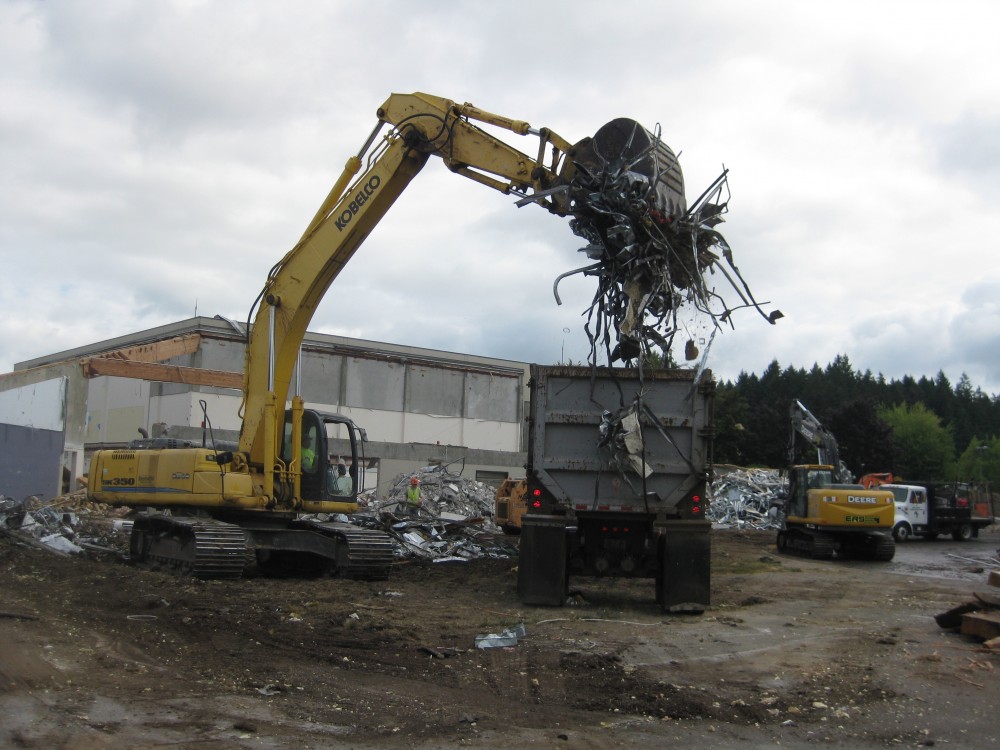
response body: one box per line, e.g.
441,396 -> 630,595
517,515 -> 568,606
656,520 -> 711,613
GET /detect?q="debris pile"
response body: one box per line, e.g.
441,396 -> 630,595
371,465 -> 498,522
356,465 -> 518,562
2,467 -> 518,569
0,492 -> 130,556
708,467 -> 783,530
550,118 -> 782,369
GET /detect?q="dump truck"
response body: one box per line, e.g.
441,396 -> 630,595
516,364 -> 714,613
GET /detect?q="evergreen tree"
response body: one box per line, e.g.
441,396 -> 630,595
717,356 -> 1000,470
878,402 -> 955,481
829,399 -> 896,478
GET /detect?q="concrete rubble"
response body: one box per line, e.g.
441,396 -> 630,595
707,467 -> 784,530
0,491 -> 130,556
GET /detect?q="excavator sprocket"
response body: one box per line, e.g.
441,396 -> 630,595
130,515 -> 249,578
294,520 -> 395,580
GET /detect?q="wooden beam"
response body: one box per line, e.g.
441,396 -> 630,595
82,358 -> 243,389
961,610 -> 1000,641
99,334 -> 203,363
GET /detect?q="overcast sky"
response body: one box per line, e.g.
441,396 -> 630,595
2,0 -> 999,396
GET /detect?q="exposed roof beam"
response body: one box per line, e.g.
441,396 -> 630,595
82,358 -> 242,389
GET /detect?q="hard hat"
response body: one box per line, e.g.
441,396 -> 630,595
410,476 -> 419,485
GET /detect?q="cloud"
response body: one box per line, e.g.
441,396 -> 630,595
2,0 -> 1000,400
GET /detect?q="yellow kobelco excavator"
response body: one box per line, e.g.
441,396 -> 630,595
86,92 -> 689,579
775,400 -> 896,561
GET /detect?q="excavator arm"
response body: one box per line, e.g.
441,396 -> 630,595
788,399 -> 850,482
238,93 -> 578,502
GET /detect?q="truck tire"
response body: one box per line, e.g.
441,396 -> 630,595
892,523 -> 912,543
952,523 -> 973,542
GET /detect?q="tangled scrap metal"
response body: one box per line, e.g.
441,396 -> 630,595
707,467 -> 784,530
553,118 -> 782,368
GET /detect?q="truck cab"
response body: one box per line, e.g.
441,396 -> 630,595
882,484 -> 930,542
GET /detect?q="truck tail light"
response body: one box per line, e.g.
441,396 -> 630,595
531,487 -> 543,509
691,494 -> 702,515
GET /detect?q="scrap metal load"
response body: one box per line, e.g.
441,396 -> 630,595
551,118 -> 781,366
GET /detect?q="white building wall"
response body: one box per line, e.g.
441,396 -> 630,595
461,418 -> 521,450
404,412 -> 464,446
0,377 -> 66,430
85,376 -> 150,443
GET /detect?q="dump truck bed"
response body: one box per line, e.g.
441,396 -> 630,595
525,364 -> 714,518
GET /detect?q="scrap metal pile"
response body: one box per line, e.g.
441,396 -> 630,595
552,118 -> 781,369
707,467 -> 784,530
357,464 -> 517,562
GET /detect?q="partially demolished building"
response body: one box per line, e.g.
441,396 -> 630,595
0,316 -> 529,502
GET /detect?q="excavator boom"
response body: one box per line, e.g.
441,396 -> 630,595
238,93 -> 576,487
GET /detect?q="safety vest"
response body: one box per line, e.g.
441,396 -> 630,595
406,485 -> 422,507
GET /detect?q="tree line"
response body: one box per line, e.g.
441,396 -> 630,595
710,354 -> 1000,488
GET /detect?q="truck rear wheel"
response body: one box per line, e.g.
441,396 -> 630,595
952,523 -> 973,542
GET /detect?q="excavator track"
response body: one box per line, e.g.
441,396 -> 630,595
776,527 -> 834,560
853,533 -> 895,561
129,515 -> 395,580
872,534 -> 896,561
130,515 -> 249,578
293,520 -> 395,580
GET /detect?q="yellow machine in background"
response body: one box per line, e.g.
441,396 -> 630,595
495,478 -> 528,534
776,402 -> 896,561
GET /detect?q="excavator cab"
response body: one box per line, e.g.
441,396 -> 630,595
785,465 -> 835,521
279,409 -> 368,503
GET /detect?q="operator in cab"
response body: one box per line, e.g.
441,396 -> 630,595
331,463 -> 352,496
301,435 -> 317,472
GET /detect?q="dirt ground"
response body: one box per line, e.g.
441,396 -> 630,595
2,522 -> 999,749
